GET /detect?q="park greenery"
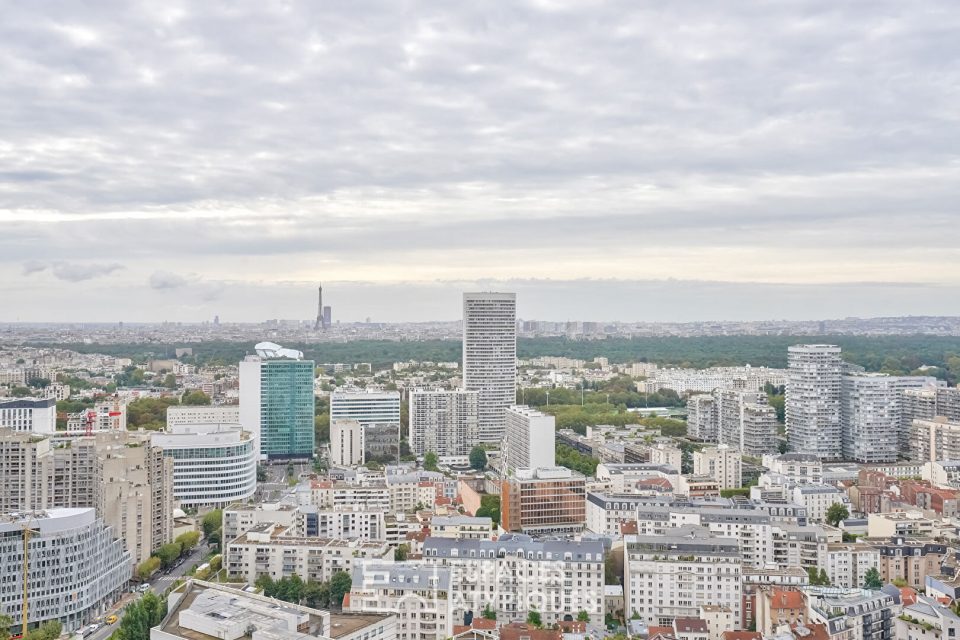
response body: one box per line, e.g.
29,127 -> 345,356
469,446 -> 488,470
555,444 -> 600,476
111,591 -> 166,640
476,494 -> 501,527
35,336 -> 960,384
0,618 -> 61,640
136,530 -> 203,581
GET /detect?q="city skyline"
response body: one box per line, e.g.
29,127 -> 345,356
2,2 -> 960,322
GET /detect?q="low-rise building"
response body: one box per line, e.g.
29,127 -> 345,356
345,563 -> 453,640
693,445 -> 742,490
429,515 -> 493,540
0,397 -> 56,434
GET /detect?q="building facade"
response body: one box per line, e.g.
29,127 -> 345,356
693,445 -> 742,490
500,467 -> 586,535
346,563 -> 454,640
462,292 -> 517,444
503,405 -> 555,474
786,345 -> 843,460
331,391 -> 402,428
0,397 -> 56,434
330,419 -> 365,467
409,389 -> 479,456
239,355 -> 315,459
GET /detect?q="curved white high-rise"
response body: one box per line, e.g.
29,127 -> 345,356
462,292 -> 517,444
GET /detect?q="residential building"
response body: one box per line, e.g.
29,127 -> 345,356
873,537 -> 947,590
823,543 -> 880,589
503,405 -> 555,474
866,511 -> 937,538
421,534 -> 604,625
687,394 -> 718,442
296,505 -> 386,540
501,467 -> 586,535
901,388 -> 939,456
716,389 -> 778,456
804,587 -> 894,640
429,515 -> 493,540
0,397 -> 56,434
346,563 -> 453,640
308,481 -> 391,512
331,391 -> 402,428
0,508 -> 130,632
151,423 -> 258,508
693,445 -> 742,490
786,345 -> 843,460
331,419 -> 365,467
648,443 -> 683,470
224,502 -> 300,540
791,484 -> 848,523
239,354 -> 315,459
895,594 -> 960,640
911,417 -> 960,462
755,588 -> 807,637
841,373 -> 926,463
462,292 -> 517,444
761,454 -> 823,485
624,526 -> 742,628
408,389 -> 479,456
224,523 -> 393,584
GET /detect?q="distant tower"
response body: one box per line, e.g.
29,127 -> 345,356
315,285 -> 324,331
323,306 -> 332,329
214,315 -> 220,326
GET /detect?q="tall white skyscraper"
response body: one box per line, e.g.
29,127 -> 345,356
409,389 -> 479,456
786,344 -> 843,460
463,292 -> 517,443
504,405 -> 555,474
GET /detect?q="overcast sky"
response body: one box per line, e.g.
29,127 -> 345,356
2,1 -> 959,322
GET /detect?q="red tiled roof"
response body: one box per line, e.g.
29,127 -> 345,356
674,618 -> 708,633
722,633 -> 761,640
900,587 -> 918,606
770,589 -> 805,610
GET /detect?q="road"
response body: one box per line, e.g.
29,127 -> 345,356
85,544 -> 211,640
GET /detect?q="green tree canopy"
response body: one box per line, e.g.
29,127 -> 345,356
481,603 -> 496,620
181,390 -> 211,405
329,571 -> 353,610
423,451 -> 439,472
202,509 -> 223,537
863,567 -> 883,590
176,531 -> 201,552
826,503 -> 850,527
154,542 -> 182,568
469,446 -> 488,470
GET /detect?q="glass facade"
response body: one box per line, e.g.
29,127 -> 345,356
260,359 -> 316,458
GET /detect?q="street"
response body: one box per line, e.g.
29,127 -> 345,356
85,544 -> 211,640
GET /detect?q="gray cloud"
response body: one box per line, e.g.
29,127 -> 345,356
49,262 -> 124,282
1,1 -> 959,319
22,260 -> 48,275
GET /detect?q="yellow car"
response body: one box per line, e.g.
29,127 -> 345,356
106,615 -> 118,625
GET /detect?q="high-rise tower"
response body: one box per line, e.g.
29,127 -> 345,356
315,285 -> 323,331
463,292 -> 517,443
786,344 -> 843,460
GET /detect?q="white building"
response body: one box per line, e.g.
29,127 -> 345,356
687,394 -> 718,441
224,523 -> 393,584
648,443 -> 683,470
297,505 -> 386,540
166,405 -> 241,427
331,391 -> 402,428
693,445 -> 742,490
823,543 -> 880,589
331,419 -> 365,467
791,484 -> 849,523
429,515 -> 494,540
911,417 -> 960,462
0,397 -> 56,434
462,292 -> 517,444
624,526 -> 742,628
408,389 -> 479,456
346,563 -> 453,640
152,423 -> 258,508
761,454 -> 823,485
503,405 -> 555,474
786,345 -> 843,460
0,508 -> 130,631
223,502 -> 300,540
421,534 -> 604,625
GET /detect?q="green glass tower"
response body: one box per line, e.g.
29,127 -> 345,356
240,356 -> 316,459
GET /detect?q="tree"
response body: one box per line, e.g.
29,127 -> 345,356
176,531 -> 201,552
116,591 -> 166,640
394,544 -> 409,561
526,609 -> 542,628
481,603 -> 497,620
161,373 -> 177,389
202,509 -> 223,537
155,542 -> 182,568
819,568 -> 830,586
806,567 -> 831,586
10,386 -> 32,397
469,446 -> 488,470
475,494 -> 501,527
577,611 -> 590,622
27,378 -> 51,389
303,580 -> 330,609
329,571 -> 353,610
137,557 -> 161,581
257,465 -> 268,482
424,451 -> 439,472
255,574 -> 276,596
863,567 -> 883,590
0,615 -> 13,640
181,390 -> 211,405
25,621 -> 62,640
825,503 -> 850,527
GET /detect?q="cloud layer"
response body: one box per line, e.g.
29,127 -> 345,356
1,1 -> 959,321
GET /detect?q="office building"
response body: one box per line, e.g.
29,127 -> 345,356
421,534 -> 604,625
152,423 -> 258,508
224,523 -> 392,584
693,445 -> 742,490
409,389 -> 479,456
330,419 -> 365,467
240,353 -> 315,459
346,564 -> 453,640
331,391 -> 401,428
500,467 -> 586,535
0,508 -> 130,632
463,292 -> 517,443
166,405 -> 241,427
624,526 -> 742,627
503,405 -> 555,474
0,397 -> 56,434
786,345 -> 843,460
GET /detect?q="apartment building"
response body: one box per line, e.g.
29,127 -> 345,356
346,563 -> 453,640
790,484 -> 849,523
648,443 -> 683,470
429,515 -> 494,540
296,504 -> 386,540
224,523 -> 393,584
823,543 -> 880,589
224,502 -> 300,540
755,588 -> 807,637
873,537 -> 947,590
805,587 -> 894,640
421,534 -> 604,625
693,445 -> 742,490
842,373 -> 921,463
462,292 -> 517,443
331,419 -> 365,467
307,480 -> 391,512
0,508 -> 130,632
786,345 -> 843,460
503,405 -> 555,474
910,417 -> 960,462
624,526 -> 742,628
409,389 -> 479,456
0,397 -> 56,434
761,453 -> 823,485
501,467 -> 586,535
687,394 -> 718,442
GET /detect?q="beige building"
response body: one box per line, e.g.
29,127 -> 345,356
501,467 -> 586,535
693,445 -> 742,490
